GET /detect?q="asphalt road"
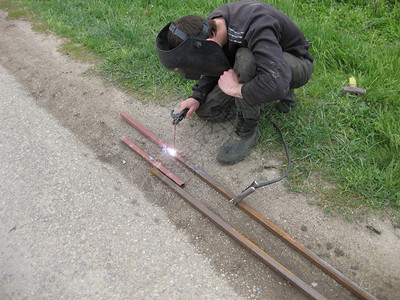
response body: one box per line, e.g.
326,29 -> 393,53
0,63 -> 241,299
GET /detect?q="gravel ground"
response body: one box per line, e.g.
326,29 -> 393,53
0,63 -> 242,299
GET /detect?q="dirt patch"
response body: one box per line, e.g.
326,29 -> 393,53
1,10 -> 399,299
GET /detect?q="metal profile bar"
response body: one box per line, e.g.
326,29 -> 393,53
121,112 -> 169,149
120,112 -> 234,197
121,112 -> 377,300
178,158 -> 377,300
121,137 -> 185,187
151,168 -> 327,300
237,204 -> 377,300
170,157 -> 376,300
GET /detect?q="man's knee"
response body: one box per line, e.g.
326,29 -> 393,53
233,48 -> 257,83
196,85 -> 236,122
283,52 -> 314,89
196,104 -> 236,122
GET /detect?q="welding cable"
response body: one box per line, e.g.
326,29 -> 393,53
256,116 -> 291,188
230,117 -> 291,205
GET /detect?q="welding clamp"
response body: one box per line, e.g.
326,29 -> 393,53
171,108 -> 189,125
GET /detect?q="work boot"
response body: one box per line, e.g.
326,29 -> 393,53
217,127 -> 261,165
276,89 -> 297,113
217,114 -> 261,165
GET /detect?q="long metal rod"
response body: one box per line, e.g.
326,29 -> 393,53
172,157 -> 377,300
121,112 -> 377,300
237,204 -> 377,300
121,136 -> 185,187
152,168 -> 327,300
121,112 -> 169,149
121,112 -> 231,196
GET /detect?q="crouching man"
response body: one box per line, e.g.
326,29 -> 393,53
156,1 -> 314,165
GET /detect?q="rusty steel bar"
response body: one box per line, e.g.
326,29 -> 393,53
121,137 -> 185,187
177,159 -> 377,300
121,112 -> 235,197
121,112 -> 169,149
121,112 -> 377,300
151,168 -> 327,300
172,156 -> 376,300
237,204 -> 378,300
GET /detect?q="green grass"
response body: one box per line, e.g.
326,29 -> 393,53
4,0 -> 399,216
58,40 -> 102,64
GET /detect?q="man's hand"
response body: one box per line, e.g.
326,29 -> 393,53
178,97 -> 200,118
218,69 -> 243,98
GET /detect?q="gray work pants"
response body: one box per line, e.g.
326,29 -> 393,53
196,48 -> 314,126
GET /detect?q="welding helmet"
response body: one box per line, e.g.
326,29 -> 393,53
156,20 -> 230,80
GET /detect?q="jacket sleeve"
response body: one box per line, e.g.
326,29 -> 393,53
241,24 -> 292,106
191,76 -> 219,103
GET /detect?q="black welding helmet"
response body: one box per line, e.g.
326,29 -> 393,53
156,20 -> 230,80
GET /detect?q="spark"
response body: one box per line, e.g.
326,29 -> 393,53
162,147 -> 177,157
167,148 -> 177,156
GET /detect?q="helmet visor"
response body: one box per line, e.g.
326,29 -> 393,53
156,22 -> 230,80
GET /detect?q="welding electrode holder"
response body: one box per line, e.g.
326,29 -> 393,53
171,108 -> 189,125
229,182 -> 258,206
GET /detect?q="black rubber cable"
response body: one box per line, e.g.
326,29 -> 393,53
242,117 -> 291,191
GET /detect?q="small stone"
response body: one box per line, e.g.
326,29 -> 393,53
334,248 -> 345,257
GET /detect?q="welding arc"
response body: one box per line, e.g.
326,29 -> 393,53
152,168 -> 327,300
121,112 -> 377,300
121,136 -> 185,187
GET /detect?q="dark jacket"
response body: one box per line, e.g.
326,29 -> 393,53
191,1 -> 313,106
